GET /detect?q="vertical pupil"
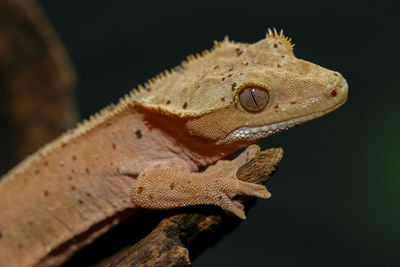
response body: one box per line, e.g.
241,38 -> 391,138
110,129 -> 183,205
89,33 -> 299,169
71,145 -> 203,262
250,88 -> 259,108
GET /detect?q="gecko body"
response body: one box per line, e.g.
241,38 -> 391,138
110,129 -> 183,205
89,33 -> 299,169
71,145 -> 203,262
0,29 -> 348,267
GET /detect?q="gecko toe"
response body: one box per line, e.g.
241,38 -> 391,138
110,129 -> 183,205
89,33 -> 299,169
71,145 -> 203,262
238,181 -> 271,199
219,195 -> 246,219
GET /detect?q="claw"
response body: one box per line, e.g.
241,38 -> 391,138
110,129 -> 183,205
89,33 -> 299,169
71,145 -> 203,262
231,204 -> 246,220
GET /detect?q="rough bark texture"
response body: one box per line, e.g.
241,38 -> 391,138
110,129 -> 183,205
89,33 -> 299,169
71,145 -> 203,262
0,0 -> 77,172
92,148 -> 284,267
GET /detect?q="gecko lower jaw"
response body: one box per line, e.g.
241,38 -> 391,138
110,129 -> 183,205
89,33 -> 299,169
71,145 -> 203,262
216,111 -> 325,145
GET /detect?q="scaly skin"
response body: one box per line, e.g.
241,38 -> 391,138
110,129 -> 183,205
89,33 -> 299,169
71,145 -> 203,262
0,29 -> 348,267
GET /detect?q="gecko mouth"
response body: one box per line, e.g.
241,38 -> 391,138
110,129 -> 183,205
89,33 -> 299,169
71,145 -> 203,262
216,111 -> 325,145
217,96 -> 347,145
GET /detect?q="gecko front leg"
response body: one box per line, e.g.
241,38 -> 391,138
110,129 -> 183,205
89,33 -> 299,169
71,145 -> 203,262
129,145 -> 270,219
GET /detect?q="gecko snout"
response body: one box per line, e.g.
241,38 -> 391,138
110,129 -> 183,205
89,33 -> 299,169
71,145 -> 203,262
330,72 -> 348,105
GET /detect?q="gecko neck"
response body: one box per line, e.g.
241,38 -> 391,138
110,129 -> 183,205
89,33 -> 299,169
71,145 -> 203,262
135,106 -> 242,168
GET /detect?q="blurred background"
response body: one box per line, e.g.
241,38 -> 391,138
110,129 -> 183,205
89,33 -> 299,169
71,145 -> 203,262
1,0 -> 399,266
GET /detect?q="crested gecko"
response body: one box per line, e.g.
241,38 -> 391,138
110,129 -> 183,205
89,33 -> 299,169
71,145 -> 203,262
0,29 -> 348,267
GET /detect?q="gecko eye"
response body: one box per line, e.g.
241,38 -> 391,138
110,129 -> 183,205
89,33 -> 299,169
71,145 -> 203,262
238,86 -> 269,112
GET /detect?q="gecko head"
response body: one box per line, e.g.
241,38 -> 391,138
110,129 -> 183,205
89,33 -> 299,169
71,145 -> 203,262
133,29 -> 348,146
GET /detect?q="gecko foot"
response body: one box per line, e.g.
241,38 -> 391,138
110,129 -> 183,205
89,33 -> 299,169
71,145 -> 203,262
216,172 -> 271,219
130,145 -> 270,219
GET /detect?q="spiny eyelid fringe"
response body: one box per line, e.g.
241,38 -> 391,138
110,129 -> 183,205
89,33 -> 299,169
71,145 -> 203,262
266,28 -> 295,49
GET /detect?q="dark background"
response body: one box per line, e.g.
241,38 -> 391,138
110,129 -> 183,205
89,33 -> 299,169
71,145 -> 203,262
10,0 -> 400,266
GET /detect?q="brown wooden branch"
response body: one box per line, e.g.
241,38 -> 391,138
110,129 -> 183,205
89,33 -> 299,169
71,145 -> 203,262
0,0 -> 77,170
93,147 -> 283,267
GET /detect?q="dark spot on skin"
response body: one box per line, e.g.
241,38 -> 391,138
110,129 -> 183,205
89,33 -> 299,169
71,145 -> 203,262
187,180 -> 191,184
165,100 -> 171,105
279,42 -> 282,45
331,89 -> 337,97
274,43 -> 278,48
78,199 -> 84,204
44,161 -> 48,166
227,73 -> 232,78
274,103 -> 279,109
244,62 -> 249,66
125,173 -> 138,179
235,47 -> 243,56
137,187 -> 144,194
110,162 -> 114,166
222,77 -> 225,81
229,101 -> 233,104
277,64 -> 281,68
112,143 -> 117,150
177,203 -> 183,207
220,97 -> 225,102
61,143 -> 67,148
35,169 -> 40,174
71,169 -> 75,173
28,221 -> 33,226
146,87 -> 151,92
44,191 -> 49,197
213,65 -> 219,70
183,102 -> 188,109
85,192 -> 92,197
72,155 -> 77,161
85,168 -> 90,174
231,82 -> 237,90
282,55 -> 285,58
18,244 -> 23,249
71,186 -> 76,191
68,175 -> 72,180
148,194 -> 154,200
106,122 -> 112,127
228,68 -> 233,72
170,183 -> 175,189
290,101 -> 297,104
135,130 -> 143,139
